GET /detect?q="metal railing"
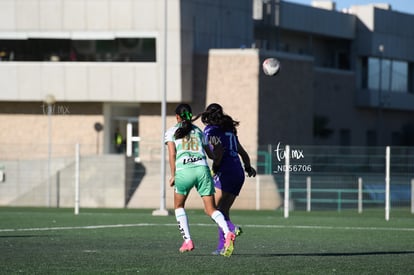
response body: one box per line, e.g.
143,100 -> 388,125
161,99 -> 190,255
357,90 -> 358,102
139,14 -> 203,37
0,143 -> 413,215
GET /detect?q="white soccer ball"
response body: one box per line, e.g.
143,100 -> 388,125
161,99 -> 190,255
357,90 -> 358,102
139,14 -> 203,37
262,58 -> 281,76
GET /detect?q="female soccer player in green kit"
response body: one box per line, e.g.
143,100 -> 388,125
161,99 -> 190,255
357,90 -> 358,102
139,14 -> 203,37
165,103 -> 236,257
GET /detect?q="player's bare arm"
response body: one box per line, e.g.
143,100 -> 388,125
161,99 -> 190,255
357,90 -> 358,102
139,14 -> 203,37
237,142 -> 256,177
167,141 -> 177,186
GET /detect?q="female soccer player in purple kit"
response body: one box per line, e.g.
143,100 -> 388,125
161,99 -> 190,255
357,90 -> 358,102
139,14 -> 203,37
198,103 -> 256,255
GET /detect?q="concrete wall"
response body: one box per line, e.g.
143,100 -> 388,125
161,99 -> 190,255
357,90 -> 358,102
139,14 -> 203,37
256,1 -> 355,39
353,6 -> 414,61
0,155 -> 125,208
0,0 -> 190,103
0,102 -> 103,159
203,49 -> 260,155
314,68 -> 414,146
191,0 -> 253,51
0,63 -> 163,102
0,0 -> 160,32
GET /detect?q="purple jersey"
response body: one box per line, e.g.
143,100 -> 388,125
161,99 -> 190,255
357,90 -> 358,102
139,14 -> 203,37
204,125 -> 245,195
204,125 -> 242,170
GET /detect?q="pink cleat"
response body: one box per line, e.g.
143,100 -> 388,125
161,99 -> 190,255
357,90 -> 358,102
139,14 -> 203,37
221,232 -> 235,257
179,240 -> 194,253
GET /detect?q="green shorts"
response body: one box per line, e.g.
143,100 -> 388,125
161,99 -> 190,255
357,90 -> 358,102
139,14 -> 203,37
174,166 -> 215,196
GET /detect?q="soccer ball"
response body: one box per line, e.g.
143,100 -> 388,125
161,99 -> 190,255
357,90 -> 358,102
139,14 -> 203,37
262,58 -> 281,76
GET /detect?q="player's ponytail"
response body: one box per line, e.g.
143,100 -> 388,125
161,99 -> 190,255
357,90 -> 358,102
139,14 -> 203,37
174,103 -> 193,139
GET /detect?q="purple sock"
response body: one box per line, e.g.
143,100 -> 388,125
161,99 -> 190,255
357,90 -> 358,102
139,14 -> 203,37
216,227 -> 225,250
226,220 -> 235,232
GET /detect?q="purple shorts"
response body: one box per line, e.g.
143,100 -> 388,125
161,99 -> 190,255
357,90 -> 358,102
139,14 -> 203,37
213,167 -> 245,196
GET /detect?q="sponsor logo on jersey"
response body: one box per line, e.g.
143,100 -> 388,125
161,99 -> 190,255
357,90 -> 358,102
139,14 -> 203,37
183,156 -> 203,165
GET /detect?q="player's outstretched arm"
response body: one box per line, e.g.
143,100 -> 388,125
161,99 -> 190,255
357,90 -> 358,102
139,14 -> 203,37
237,142 -> 256,177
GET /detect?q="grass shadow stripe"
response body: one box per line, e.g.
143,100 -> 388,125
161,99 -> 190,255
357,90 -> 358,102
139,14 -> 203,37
245,250 -> 414,257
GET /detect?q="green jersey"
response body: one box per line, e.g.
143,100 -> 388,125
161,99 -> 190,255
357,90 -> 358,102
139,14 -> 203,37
165,124 -> 209,171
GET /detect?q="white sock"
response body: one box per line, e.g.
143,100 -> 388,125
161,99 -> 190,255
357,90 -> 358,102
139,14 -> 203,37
211,210 -> 230,236
175,208 -> 191,241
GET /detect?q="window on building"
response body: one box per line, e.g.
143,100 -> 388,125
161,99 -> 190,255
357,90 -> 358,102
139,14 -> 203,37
366,130 -> 377,146
392,61 -> 408,92
337,51 -> 350,70
0,38 -> 156,62
409,63 -> 414,94
339,128 -> 351,146
361,57 -> 368,89
391,131 -> 402,146
364,57 -> 408,93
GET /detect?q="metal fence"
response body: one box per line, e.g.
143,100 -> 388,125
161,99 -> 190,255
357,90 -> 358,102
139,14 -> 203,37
257,144 -> 414,214
0,142 -> 168,209
0,143 -> 413,215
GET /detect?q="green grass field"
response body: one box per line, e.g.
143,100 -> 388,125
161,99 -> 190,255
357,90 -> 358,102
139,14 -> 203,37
1,207 -> 413,274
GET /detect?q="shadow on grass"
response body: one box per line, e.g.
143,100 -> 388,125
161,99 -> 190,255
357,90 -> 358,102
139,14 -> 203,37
250,251 -> 414,257
0,235 -> 53,238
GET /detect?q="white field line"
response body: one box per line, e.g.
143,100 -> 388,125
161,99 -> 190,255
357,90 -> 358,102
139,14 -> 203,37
1,223 -> 414,233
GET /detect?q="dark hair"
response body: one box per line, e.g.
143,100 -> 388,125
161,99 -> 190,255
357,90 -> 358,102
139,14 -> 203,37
174,103 -> 193,139
200,103 -> 239,134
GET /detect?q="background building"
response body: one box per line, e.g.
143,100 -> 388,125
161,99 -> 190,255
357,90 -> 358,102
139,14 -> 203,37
253,0 -> 414,146
0,0 -> 413,208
